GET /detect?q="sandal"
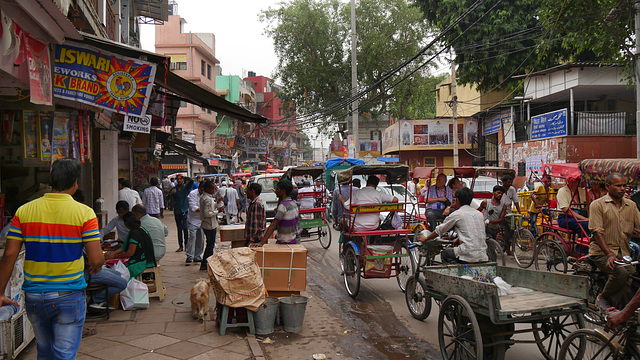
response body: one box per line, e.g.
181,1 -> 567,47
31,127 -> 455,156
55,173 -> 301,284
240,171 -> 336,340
82,328 -> 97,338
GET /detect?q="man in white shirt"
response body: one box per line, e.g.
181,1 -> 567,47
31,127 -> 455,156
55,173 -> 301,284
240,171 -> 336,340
224,185 -> 240,224
143,177 -> 164,218
418,187 -> 488,264
99,201 -> 130,242
338,176 -> 398,232
118,178 -> 142,210
298,181 -> 316,210
132,204 -> 168,262
186,186 -> 205,264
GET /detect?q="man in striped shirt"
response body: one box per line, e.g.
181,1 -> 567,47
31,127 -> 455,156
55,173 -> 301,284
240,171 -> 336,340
0,159 -> 104,359
143,177 -> 164,218
257,180 -> 301,246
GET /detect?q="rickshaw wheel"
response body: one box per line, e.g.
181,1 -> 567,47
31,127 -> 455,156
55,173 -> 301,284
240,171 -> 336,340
319,225 -> 332,249
533,312 -> 585,360
397,243 -> 416,292
486,239 -> 506,266
438,295 -> 483,360
558,328 -> 618,360
343,247 -> 360,298
513,228 -> 536,268
405,277 -> 431,320
534,235 -> 568,273
574,270 -> 606,327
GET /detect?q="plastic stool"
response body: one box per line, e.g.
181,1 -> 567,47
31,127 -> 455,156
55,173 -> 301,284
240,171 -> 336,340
218,305 -> 255,336
136,265 -> 165,301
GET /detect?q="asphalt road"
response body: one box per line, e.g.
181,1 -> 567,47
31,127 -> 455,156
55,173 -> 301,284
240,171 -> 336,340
302,225 -> 561,360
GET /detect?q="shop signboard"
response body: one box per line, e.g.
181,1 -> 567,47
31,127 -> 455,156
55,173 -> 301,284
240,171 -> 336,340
123,114 -> 152,134
233,136 -> 268,154
531,108 -> 567,140
26,35 -> 52,105
53,41 -> 156,117
483,114 -> 501,135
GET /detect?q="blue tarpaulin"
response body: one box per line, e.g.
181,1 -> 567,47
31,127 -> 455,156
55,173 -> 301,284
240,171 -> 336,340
325,158 -> 365,170
377,157 -> 399,163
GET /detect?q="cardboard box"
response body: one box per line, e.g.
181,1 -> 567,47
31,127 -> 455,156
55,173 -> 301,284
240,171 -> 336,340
219,225 -> 245,242
251,244 -> 307,292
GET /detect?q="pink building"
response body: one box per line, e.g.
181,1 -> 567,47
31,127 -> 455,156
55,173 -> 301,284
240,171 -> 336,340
155,15 -> 219,157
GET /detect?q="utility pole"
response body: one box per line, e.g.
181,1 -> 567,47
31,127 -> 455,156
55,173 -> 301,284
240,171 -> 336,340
451,62 -> 459,167
636,1 -> 640,158
350,0 -> 359,159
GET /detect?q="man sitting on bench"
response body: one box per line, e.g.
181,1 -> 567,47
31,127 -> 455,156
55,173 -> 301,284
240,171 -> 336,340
417,187 -> 488,264
338,175 -> 398,232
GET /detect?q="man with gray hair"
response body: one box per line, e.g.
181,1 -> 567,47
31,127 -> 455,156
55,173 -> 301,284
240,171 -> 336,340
143,177 -> 164,219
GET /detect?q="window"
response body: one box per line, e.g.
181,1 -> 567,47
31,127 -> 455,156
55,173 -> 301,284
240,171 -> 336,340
207,64 -> 211,80
177,62 -> 187,70
424,157 -> 436,166
201,60 -> 206,76
180,101 -> 187,108
370,130 -> 381,141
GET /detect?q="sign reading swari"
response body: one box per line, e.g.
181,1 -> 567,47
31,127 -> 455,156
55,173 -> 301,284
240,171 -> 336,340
53,42 -> 156,117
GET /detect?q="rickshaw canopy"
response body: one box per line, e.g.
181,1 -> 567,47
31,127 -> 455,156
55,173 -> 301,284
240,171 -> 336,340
280,166 -> 325,181
579,159 -> 640,185
412,166 -> 477,179
325,158 -> 365,170
474,167 -> 516,178
338,164 -> 410,184
541,163 -> 582,183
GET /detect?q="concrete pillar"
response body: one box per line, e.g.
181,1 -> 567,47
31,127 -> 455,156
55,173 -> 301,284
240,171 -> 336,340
100,130 -> 119,217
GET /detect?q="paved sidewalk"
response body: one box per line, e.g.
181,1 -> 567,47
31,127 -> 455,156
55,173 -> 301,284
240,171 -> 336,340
17,210 -> 262,360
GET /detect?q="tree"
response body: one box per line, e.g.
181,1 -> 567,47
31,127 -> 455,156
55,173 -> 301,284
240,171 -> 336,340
260,0 -> 442,134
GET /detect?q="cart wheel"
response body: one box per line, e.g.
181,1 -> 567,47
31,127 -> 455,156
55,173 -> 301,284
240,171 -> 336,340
438,295 -> 483,360
513,229 -> 536,268
485,239 -> 505,266
405,277 -> 431,320
343,247 -> 360,298
558,328 -> 617,360
574,271 -> 606,326
339,242 -> 345,272
533,313 -> 584,360
319,225 -> 332,249
397,243 -> 416,292
534,236 -> 568,273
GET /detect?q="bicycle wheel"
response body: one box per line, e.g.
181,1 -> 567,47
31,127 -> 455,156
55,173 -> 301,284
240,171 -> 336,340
343,247 -> 360,298
534,237 -> 568,273
574,270 -> 607,327
513,228 -> 536,268
405,276 -> 432,320
438,295 -> 483,360
397,243 -> 416,292
533,313 -> 585,360
558,328 -> 619,360
486,239 -> 506,266
319,225 -> 332,249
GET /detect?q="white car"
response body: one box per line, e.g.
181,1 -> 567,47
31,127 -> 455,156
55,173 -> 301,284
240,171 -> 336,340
248,173 -> 285,219
377,182 -> 420,229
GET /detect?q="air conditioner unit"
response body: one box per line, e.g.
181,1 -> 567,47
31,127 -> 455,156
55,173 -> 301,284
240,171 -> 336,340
0,309 -> 34,360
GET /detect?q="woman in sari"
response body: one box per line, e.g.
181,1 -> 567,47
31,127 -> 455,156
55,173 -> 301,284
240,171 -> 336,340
105,212 -> 156,279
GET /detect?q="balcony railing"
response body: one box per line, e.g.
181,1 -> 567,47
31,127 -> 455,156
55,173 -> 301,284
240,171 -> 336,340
570,111 -> 636,136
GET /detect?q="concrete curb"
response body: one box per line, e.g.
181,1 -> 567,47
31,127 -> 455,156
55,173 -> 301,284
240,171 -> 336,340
246,333 -> 266,359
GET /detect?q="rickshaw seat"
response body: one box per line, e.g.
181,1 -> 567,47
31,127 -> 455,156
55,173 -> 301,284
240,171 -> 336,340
576,236 -> 591,247
546,220 -> 576,234
299,207 -> 326,214
349,229 -> 412,237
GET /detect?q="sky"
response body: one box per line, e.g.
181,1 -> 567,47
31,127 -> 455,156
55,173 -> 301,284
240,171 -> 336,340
139,0 -> 281,79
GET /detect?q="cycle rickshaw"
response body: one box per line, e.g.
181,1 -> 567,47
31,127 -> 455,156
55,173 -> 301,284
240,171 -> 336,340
338,164 -> 415,297
280,166 -> 332,249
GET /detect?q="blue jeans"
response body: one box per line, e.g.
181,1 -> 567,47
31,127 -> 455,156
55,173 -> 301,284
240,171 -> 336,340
187,223 -> 204,261
85,268 -> 128,303
557,215 -> 590,236
174,212 -> 188,247
25,290 -> 85,360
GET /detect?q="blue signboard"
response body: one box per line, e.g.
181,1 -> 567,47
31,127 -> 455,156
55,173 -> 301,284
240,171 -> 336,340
531,109 -> 567,140
483,116 -> 501,135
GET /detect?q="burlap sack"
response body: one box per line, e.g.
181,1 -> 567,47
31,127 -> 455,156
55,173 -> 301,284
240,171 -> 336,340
206,247 -> 265,312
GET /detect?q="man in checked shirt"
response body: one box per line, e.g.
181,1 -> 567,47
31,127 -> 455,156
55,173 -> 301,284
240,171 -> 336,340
245,183 -> 266,246
143,177 -> 164,219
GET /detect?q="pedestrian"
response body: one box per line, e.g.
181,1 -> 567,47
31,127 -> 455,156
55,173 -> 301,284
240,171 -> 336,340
171,175 -> 194,252
199,181 -> 221,270
143,177 -> 164,218
119,178 -> 142,210
161,177 -> 174,210
186,185 -> 205,264
245,183 -> 266,246
132,204 -> 168,262
224,182 -> 241,224
191,175 -> 202,192
0,158 -> 104,359
234,179 -> 247,222
99,200 -> 130,243
253,180 -> 301,246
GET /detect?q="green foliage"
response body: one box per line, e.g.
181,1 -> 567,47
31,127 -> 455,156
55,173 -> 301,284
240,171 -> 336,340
261,0 -> 442,134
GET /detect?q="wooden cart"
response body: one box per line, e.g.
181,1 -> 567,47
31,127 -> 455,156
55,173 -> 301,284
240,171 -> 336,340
413,263 -> 588,360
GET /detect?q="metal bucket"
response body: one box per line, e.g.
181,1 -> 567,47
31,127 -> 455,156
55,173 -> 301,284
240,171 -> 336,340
280,295 -> 308,332
253,297 -> 279,335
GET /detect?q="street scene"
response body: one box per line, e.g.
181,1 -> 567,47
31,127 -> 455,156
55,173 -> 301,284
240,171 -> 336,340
2,0 -> 640,359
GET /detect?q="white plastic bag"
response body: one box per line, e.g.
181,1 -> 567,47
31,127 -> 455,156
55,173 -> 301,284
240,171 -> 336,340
392,212 -> 403,229
112,260 -> 130,280
120,278 -> 149,310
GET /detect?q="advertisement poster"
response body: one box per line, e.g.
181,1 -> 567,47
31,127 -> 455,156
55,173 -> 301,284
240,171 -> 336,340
448,123 -> 464,145
466,118 -> 478,145
51,111 -> 70,162
429,121 -> 449,145
413,124 -> 429,146
39,111 -> 53,161
399,120 -> 413,148
26,35 -> 52,105
81,115 -> 90,160
53,41 -> 157,116
1,110 -> 18,145
70,112 -> 81,159
23,111 -> 38,159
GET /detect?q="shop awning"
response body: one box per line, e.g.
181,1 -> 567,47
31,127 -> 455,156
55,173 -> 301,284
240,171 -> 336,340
154,130 -> 209,165
1,0 -> 81,44
77,33 -> 267,124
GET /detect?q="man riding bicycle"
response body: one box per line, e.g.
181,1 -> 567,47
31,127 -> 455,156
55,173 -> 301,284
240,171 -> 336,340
417,187 -> 487,264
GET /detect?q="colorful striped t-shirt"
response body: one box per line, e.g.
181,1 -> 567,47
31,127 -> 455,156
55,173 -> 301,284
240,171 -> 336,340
7,193 -> 100,292
274,198 -> 301,244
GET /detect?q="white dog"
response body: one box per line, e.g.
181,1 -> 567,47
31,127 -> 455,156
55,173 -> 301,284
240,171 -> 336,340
190,278 -> 211,321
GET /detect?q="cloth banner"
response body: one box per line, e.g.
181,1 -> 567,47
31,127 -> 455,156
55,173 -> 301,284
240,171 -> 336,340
576,112 -> 625,135
53,41 -> 156,117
